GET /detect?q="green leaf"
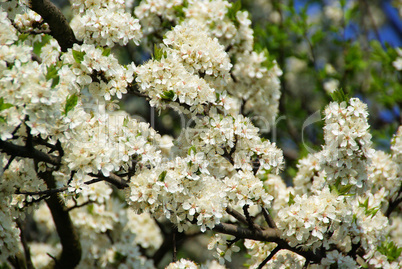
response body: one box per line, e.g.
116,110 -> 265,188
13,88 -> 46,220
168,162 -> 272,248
64,94 -> 78,116
226,0 -> 241,26
153,44 -> 166,61
288,192 -> 295,206
330,88 -> 349,103
46,64 -> 60,88
158,171 -> 167,182
261,48 -> 275,70
123,116 -> 129,127
0,97 -> 13,111
173,0 -> 188,19
377,240 -> 402,262
72,50 -> 85,63
101,47 -> 111,57
33,34 -> 52,55
87,203 -> 94,215
188,145 -> 196,155
160,90 -> 175,101
18,33 -> 29,42
337,184 -> 353,195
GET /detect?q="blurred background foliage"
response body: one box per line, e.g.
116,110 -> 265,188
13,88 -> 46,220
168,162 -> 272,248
239,0 -> 402,182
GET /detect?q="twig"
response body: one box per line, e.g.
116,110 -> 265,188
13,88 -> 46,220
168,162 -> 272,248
3,155 -> 16,171
173,230 -> 177,262
66,200 -> 93,212
88,172 -> 129,189
261,207 -> 277,229
257,245 -> 280,269
16,218 -> 34,269
243,204 -> 256,231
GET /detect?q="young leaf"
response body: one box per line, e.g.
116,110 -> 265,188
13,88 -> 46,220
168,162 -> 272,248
288,192 -> 295,206
101,47 -> 111,57
160,90 -> 175,101
46,64 -> 60,88
0,97 -> 13,111
226,0 -> 241,25
72,50 -> 85,63
158,171 -> 167,182
64,94 -> 78,116
377,240 -> 402,262
330,88 -> 349,103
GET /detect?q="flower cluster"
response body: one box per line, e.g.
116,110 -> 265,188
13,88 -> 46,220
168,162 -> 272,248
61,43 -> 135,100
63,107 -> 162,182
134,0 -> 281,128
184,114 -> 284,175
70,0 -> 142,47
224,170 -> 273,208
71,197 -> 157,268
277,187 -> 391,260
293,153 -> 323,196
0,156 -> 49,261
230,51 -> 282,129
320,98 -> 374,194
183,0 -> 253,53
277,188 -> 350,250
126,153 -> 227,232
134,0 -> 184,35
135,51 -> 217,114
368,151 -> 400,203
163,20 -> 232,80
0,21 -> 68,140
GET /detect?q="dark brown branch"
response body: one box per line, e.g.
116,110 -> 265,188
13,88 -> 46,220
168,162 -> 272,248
243,204 -> 257,231
16,219 -> 34,269
88,172 -> 129,189
212,222 -> 323,263
16,186 -> 68,196
28,0 -> 78,51
11,19 -> 51,35
3,155 -> 16,171
258,245 -> 280,269
37,168 -> 82,268
261,207 -> 277,229
0,139 -> 61,166
213,222 -> 280,242
226,206 -> 249,226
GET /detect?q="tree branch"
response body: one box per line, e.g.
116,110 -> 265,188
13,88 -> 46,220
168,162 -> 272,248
261,207 -> 277,229
37,168 -> 82,268
88,172 -> 129,189
0,139 -> 61,166
213,222 -> 323,263
28,0 -> 78,52
16,218 -> 34,269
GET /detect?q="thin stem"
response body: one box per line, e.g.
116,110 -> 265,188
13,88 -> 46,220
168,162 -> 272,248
261,207 -> 277,229
257,245 -> 280,269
